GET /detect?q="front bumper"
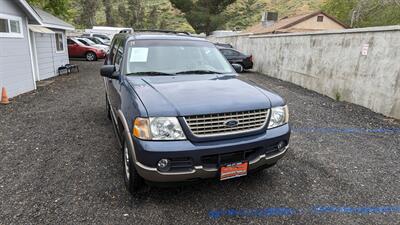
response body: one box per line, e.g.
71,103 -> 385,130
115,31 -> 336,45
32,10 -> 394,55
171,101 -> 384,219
132,124 -> 290,182
135,146 -> 288,182
97,52 -> 106,59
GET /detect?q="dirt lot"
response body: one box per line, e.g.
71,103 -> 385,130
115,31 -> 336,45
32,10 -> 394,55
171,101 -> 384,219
0,60 -> 399,225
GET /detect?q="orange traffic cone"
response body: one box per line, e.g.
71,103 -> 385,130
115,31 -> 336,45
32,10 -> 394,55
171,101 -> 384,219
1,87 -> 10,105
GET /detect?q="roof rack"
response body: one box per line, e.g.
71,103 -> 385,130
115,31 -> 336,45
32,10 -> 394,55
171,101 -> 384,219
133,29 -> 191,36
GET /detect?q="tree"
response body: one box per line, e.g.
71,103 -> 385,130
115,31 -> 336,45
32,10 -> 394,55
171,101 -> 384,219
27,0 -> 70,19
322,0 -> 400,27
103,0 -> 115,26
169,0 -> 237,34
79,0 -> 99,27
224,0 -> 266,30
322,0 -> 357,26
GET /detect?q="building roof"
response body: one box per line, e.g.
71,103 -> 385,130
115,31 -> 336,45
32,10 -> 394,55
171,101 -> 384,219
14,0 -> 42,24
32,7 -> 74,30
14,0 -> 74,31
243,11 -> 348,35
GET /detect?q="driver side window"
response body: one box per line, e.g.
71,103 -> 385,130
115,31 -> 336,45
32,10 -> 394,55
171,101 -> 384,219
112,39 -> 124,71
109,39 -> 120,65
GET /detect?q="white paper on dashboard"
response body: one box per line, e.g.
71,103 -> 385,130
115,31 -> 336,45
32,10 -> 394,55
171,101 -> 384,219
130,48 -> 149,62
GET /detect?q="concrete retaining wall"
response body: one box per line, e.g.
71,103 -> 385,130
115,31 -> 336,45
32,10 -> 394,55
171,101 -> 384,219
209,26 -> 400,119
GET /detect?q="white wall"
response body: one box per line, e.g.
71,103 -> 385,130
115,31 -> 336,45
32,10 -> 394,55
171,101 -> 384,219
209,26 -> 400,119
0,0 -> 35,98
34,29 -> 69,80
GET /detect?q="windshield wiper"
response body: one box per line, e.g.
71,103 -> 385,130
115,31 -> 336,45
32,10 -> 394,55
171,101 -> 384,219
127,71 -> 175,76
175,70 -> 225,75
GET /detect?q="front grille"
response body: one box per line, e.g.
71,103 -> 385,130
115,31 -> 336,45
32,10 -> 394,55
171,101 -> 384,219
184,109 -> 269,137
201,149 -> 258,166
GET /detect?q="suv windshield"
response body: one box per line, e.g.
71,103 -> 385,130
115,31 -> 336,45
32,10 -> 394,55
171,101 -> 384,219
125,40 -> 234,75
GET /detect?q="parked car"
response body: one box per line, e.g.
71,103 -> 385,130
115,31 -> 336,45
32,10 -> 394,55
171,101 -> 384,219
214,42 -> 233,48
217,47 -> 253,72
119,28 -> 134,34
76,37 -> 110,53
82,33 -> 111,41
67,38 -> 106,61
85,36 -> 111,46
101,32 -> 290,194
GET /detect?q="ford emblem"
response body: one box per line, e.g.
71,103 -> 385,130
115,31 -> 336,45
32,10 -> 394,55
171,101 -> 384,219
224,119 -> 239,128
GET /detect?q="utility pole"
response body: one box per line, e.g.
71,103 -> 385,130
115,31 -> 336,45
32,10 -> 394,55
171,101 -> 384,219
350,10 -> 357,28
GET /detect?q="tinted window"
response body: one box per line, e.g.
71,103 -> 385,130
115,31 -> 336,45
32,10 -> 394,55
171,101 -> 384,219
110,38 -> 121,64
221,49 -> 239,56
78,39 -> 89,46
114,42 -> 124,71
67,39 -> 75,45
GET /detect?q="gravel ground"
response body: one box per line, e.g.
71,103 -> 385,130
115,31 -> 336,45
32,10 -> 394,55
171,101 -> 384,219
0,60 -> 399,225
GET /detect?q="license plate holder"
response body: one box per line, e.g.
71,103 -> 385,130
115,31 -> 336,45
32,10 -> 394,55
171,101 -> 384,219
220,161 -> 248,181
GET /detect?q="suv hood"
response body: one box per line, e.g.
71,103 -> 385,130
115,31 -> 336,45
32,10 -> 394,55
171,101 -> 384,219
127,75 -> 273,117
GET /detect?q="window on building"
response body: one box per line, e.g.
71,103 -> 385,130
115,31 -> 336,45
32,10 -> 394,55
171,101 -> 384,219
0,14 -> 23,38
10,20 -> 20,33
55,33 -> 64,52
317,16 -> 324,22
0,19 -> 9,32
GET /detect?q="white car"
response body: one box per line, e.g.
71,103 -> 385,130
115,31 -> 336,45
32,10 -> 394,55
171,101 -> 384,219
76,38 -> 110,53
87,36 -> 111,46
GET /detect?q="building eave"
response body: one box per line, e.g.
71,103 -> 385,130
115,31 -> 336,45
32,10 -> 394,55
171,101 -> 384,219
15,0 -> 43,25
42,23 -> 75,31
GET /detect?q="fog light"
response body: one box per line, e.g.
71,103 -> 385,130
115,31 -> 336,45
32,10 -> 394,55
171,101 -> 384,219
157,159 -> 171,172
277,141 -> 286,151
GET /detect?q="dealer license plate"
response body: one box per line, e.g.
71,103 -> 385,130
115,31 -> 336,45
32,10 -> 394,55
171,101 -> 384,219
220,162 -> 248,181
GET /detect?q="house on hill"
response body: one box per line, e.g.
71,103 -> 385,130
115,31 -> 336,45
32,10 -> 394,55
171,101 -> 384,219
0,0 -> 74,98
244,11 -> 348,35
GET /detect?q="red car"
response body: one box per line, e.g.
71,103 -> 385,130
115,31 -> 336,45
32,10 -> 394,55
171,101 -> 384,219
67,37 -> 106,61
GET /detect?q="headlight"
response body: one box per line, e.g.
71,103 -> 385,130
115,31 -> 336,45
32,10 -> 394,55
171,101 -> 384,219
133,117 -> 186,140
268,105 -> 289,129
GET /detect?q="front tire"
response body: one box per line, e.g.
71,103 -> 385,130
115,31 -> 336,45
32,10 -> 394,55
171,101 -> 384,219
123,137 -> 144,194
86,51 -> 97,61
237,64 -> 244,73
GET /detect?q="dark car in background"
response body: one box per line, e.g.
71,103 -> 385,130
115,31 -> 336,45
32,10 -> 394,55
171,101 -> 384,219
217,47 -> 253,72
214,42 -> 233,48
67,37 -> 106,61
100,31 -> 290,194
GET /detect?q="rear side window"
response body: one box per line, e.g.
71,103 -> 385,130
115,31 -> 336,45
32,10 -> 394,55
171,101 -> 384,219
109,39 -> 120,64
78,39 -> 89,46
221,49 -> 239,56
67,39 -> 74,45
109,38 -> 124,71
114,42 -> 124,71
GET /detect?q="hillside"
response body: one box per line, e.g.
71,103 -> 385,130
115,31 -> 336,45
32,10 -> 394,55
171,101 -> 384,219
72,0 -> 327,32
224,0 -> 326,30
27,0 -> 326,32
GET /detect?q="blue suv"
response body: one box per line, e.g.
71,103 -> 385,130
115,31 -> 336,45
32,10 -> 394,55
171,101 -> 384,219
101,31 -> 290,193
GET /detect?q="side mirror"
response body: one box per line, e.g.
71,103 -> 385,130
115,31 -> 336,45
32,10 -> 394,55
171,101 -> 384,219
100,65 -> 118,79
232,63 -> 244,73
